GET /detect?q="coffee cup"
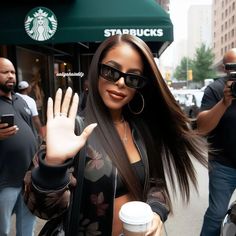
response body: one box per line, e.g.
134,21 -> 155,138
119,201 -> 154,236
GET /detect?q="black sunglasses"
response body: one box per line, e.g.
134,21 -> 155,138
99,63 -> 147,89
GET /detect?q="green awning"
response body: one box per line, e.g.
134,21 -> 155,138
0,0 -> 173,56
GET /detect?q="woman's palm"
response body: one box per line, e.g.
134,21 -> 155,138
45,88 -> 97,165
46,116 -> 84,162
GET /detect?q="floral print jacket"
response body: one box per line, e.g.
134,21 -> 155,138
23,122 -> 169,236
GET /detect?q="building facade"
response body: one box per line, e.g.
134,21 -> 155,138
212,0 -> 236,66
187,5 -> 212,59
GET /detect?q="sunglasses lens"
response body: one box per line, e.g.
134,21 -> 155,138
100,64 -> 119,82
126,75 -> 146,88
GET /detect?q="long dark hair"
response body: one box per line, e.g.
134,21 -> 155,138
85,34 -> 208,210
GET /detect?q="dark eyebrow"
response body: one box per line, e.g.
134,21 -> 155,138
105,60 -> 143,75
105,60 -> 120,68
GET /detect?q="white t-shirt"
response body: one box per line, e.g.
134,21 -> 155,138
16,93 -> 38,116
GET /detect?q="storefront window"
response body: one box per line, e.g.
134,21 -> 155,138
54,61 -> 73,94
16,47 -> 49,124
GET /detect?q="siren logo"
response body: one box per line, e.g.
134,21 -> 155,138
25,7 -> 57,41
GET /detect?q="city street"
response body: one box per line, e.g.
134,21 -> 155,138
2,0 -> 236,235
164,159 -> 209,236
165,159 -> 236,236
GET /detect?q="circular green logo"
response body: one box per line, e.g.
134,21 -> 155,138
25,7 -> 57,41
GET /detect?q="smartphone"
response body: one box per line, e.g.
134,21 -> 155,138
0,114 -> 14,127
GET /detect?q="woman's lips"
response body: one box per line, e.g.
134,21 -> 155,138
107,90 -> 126,100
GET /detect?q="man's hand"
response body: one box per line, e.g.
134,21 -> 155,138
222,80 -> 235,107
0,123 -> 18,140
197,80 -> 235,135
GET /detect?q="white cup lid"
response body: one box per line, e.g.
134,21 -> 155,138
119,201 -> 154,225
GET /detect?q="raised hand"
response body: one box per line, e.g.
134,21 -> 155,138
45,87 -> 97,165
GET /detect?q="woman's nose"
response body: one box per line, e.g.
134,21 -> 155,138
115,76 -> 125,87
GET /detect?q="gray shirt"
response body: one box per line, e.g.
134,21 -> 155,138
0,93 -> 37,189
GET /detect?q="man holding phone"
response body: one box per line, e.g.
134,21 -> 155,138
0,114 -> 14,127
0,57 -> 37,236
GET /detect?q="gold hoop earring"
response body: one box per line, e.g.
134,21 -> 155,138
128,92 -> 145,115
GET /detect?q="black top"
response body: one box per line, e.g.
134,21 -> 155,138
201,77 -> 236,168
115,160 -> 145,198
0,93 -> 37,189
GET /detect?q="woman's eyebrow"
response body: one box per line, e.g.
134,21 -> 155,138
105,60 -> 142,74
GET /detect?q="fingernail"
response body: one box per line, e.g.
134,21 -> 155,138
91,123 -> 98,128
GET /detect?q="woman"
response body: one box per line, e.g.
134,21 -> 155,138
23,34 -> 207,236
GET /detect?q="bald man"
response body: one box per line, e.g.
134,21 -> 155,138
197,48 -> 236,236
0,58 -> 37,236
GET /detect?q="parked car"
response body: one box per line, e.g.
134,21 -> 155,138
171,89 -> 204,118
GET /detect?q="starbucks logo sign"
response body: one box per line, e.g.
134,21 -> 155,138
25,7 -> 57,41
